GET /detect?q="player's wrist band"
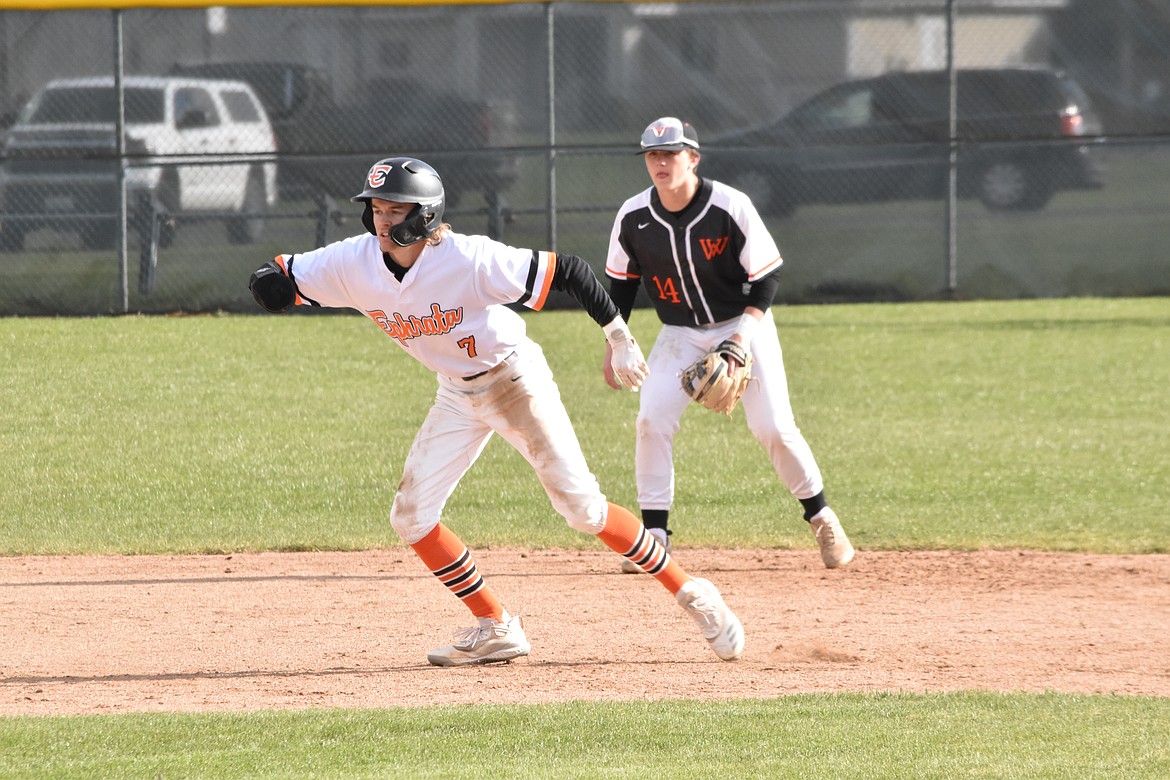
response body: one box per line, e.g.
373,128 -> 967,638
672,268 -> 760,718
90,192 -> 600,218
603,316 -> 632,342
734,312 -> 759,341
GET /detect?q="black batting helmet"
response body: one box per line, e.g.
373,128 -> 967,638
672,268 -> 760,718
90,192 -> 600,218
351,157 -> 445,246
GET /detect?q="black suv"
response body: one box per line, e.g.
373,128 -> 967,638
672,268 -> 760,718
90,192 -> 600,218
701,67 -> 1104,215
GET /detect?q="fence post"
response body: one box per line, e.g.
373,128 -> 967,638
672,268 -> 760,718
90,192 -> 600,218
944,0 -> 958,297
486,191 -> 509,240
315,193 -> 335,248
545,2 -> 557,251
113,9 -> 129,312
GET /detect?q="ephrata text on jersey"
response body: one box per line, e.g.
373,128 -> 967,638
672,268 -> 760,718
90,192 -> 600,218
368,304 -> 464,345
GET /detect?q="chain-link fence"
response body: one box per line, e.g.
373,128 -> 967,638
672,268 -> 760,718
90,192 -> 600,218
1,1 -> 1167,315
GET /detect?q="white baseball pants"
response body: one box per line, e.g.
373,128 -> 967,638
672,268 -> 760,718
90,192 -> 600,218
390,337 -> 609,544
635,309 -> 824,510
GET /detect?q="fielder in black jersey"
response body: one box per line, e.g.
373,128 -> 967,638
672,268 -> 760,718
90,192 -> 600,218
604,117 -> 855,571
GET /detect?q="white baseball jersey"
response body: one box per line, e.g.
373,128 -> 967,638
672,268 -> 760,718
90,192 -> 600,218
277,229 -> 610,545
281,231 -> 558,379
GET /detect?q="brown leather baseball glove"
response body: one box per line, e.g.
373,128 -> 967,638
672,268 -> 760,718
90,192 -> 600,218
679,339 -> 753,416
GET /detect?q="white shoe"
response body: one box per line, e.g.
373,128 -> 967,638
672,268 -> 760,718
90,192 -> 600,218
810,507 -> 855,569
621,527 -> 671,574
675,578 -> 745,661
426,614 -> 531,667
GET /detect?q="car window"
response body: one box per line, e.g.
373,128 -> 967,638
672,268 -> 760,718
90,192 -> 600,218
24,86 -> 165,124
795,85 -> 876,130
174,87 -> 220,129
172,64 -> 311,119
221,90 -> 262,123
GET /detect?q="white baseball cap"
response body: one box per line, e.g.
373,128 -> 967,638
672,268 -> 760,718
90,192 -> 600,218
638,117 -> 700,153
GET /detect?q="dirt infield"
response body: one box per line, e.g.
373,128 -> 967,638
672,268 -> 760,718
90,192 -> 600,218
2,548 -> 1168,716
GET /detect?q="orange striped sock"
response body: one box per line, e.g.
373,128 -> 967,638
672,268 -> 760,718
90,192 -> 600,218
410,523 -> 503,621
597,502 -> 690,595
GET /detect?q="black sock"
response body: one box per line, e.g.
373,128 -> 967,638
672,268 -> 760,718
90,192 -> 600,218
799,492 -> 828,522
641,509 -> 670,535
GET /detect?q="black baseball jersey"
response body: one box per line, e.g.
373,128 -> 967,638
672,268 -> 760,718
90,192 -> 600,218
606,178 -> 782,327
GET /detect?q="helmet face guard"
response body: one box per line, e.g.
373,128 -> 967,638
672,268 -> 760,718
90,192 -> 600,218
362,201 -> 441,246
352,157 -> 446,246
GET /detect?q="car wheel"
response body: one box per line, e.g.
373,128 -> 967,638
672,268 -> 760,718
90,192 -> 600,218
226,172 -> 267,245
977,159 -> 1051,211
725,168 -> 795,217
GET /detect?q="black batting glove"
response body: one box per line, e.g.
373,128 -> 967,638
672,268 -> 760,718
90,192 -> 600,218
248,260 -> 296,313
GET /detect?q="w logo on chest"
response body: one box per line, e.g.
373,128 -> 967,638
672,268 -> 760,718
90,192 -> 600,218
698,236 -> 729,260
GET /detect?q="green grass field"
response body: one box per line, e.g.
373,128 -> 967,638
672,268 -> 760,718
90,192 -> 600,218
1,694 -> 1167,779
1,298 -> 1168,778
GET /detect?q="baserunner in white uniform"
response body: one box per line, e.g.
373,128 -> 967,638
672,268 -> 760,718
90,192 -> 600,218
604,118 -> 855,572
248,156 -> 744,666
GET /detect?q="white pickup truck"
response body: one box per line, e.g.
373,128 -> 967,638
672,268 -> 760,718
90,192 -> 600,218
0,75 -> 277,250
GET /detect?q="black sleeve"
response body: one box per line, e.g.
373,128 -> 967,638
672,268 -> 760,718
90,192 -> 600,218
608,277 -> 640,323
745,268 -> 781,312
548,253 -> 620,327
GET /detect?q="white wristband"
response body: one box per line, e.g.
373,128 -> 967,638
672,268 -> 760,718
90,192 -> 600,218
734,312 -> 759,341
603,315 -> 631,343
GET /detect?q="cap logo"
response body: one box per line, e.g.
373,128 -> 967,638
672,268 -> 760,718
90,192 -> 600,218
367,164 -> 393,189
639,118 -> 697,152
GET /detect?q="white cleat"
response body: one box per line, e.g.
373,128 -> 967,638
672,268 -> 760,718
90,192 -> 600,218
675,577 -> 745,661
810,507 -> 855,569
426,615 -> 531,667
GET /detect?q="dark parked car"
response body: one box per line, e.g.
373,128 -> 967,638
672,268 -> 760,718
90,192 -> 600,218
701,67 -> 1105,215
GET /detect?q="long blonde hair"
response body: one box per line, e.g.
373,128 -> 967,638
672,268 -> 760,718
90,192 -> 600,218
427,222 -> 452,246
